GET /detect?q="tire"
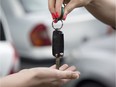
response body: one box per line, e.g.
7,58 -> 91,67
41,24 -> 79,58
0,22 -> 6,40
75,80 -> 107,87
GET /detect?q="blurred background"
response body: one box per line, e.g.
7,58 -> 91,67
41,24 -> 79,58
0,0 -> 115,87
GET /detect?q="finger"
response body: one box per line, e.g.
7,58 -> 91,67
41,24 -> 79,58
48,0 -> 56,19
31,67 -> 79,80
64,0 -> 92,16
65,66 -> 76,71
62,71 -> 80,83
55,0 -> 64,18
56,71 -> 79,79
64,0 -> 70,4
60,66 -> 77,83
59,64 -> 69,71
63,0 -> 77,20
50,65 -> 56,69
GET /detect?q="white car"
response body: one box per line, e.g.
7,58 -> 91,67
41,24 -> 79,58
0,8 -> 20,77
65,32 -> 115,87
1,0 -> 109,60
0,42 -> 20,76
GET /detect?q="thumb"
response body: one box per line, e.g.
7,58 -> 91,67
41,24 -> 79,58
57,71 -> 80,79
63,0 -> 91,19
64,0 -> 78,17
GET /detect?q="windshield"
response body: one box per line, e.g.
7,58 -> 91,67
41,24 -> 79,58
20,0 -> 48,13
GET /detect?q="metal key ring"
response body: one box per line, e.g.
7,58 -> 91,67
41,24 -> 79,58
52,20 -> 63,30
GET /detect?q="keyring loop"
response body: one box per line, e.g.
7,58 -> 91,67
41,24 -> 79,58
52,20 -> 63,30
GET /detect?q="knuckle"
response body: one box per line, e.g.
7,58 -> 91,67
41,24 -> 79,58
64,64 -> 69,66
78,0 -> 91,5
66,71 -> 72,78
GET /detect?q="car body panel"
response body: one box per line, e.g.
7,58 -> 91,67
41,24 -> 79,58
0,42 -> 14,76
65,33 -> 115,87
0,7 -> 20,77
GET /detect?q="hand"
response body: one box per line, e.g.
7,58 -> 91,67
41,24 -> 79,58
0,64 -> 80,87
48,0 -> 93,21
48,0 -> 115,27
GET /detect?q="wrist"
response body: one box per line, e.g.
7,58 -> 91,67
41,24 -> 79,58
0,73 -> 25,87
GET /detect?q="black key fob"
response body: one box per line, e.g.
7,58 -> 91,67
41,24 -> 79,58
52,29 -> 64,57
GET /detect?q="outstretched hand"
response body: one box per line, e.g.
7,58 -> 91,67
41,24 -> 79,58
0,64 -> 80,87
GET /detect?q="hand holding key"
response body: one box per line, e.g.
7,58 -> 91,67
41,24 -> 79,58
48,0 -> 93,22
48,0 -> 115,27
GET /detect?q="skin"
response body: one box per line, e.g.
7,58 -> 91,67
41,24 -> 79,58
48,0 -> 116,27
0,64 -> 80,87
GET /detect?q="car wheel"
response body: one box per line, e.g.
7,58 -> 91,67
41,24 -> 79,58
75,80 -> 107,87
0,22 -> 6,40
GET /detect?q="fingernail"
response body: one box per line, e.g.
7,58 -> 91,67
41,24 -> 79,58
72,73 -> 78,79
72,71 -> 80,79
63,14 -> 67,20
51,13 -> 56,19
53,19 -> 58,23
56,12 -> 59,18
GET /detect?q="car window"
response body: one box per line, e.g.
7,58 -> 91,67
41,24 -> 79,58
0,22 -> 6,41
19,0 -> 48,13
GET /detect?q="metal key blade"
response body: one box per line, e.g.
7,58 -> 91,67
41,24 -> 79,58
56,57 -> 61,69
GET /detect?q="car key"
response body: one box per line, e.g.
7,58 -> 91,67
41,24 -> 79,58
52,29 -> 64,69
52,6 -> 64,69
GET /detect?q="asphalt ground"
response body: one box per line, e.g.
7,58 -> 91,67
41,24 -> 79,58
20,57 -> 64,70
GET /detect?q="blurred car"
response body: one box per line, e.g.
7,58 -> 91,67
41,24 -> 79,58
0,8 -> 20,77
65,32 -> 115,87
1,0 -> 109,60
